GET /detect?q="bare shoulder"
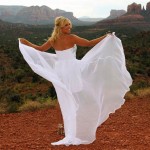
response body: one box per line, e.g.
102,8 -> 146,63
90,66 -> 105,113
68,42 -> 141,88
47,37 -> 54,46
66,34 -> 77,44
48,37 -> 52,43
69,34 -> 81,42
70,34 -> 79,38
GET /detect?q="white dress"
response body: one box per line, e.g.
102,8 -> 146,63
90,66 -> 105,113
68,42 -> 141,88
19,34 -> 132,146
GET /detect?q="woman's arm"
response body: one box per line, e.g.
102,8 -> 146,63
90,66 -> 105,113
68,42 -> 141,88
19,38 -> 51,51
71,34 -> 108,47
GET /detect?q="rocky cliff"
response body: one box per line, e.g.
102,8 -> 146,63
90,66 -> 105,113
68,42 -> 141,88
96,2 -> 150,27
106,10 -> 126,19
126,2 -> 150,21
127,2 -> 150,15
0,5 -> 84,25
127,3 -> 141,14
146,2 -> 150,12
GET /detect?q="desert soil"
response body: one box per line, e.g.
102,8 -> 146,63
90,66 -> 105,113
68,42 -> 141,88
0,98 -> 149,150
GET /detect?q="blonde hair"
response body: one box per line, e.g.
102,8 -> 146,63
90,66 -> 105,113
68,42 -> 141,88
50,16 -> 72,43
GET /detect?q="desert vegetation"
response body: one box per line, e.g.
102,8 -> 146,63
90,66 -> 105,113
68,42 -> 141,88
0,22 -> 149,113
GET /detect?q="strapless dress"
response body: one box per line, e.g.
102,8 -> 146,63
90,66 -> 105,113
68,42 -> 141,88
19,34 -> 132,146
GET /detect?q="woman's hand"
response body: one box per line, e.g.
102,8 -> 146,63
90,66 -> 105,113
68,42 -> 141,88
106,31 -> 115,36
19,38 -> 29,45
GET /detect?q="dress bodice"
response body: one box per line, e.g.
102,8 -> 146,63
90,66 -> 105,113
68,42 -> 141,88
55,45 -> 77,60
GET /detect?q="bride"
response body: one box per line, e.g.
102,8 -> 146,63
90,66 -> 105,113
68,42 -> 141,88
19,16 -> 132,146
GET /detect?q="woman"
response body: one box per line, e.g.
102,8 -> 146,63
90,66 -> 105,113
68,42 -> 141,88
19,16 -> 132,146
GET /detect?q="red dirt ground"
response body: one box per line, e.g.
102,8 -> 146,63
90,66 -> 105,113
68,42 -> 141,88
0,98 -> 149,150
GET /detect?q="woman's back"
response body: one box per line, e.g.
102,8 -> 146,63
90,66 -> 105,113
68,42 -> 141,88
52,34 -> 74,51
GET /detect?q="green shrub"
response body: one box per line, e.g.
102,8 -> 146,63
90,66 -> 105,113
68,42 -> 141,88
6,102 -> 19,113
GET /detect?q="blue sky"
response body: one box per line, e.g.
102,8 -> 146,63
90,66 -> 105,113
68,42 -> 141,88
0,0 -> 149,18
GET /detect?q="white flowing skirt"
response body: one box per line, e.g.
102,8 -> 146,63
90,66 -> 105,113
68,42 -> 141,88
19,34 -> 132,146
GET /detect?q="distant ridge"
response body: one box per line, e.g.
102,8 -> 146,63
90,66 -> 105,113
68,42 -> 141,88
0,5 -> 93,26
78,16 -> 104,22
106,10 -> 126,20
96,2 -> 150,27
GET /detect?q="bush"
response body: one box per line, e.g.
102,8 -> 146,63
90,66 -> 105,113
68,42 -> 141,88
47,86 -> 57,99
6,102 -> 19,113
15,68 -> 25,83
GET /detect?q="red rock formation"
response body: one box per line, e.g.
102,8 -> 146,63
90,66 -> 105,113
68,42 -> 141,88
146,2 -> 150,12
119,14 -> 144,21
107,10 -> 126,19
127,2 -> 141,14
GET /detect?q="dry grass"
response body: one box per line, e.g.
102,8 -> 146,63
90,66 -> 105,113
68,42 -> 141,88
0,103 -> 7,114
16,87 -> 150,113
1,87 -> 149,114
18,99 -> 57,112
125,87 -> 150,100
125,92 -> 136,100
135,87 -> 150,99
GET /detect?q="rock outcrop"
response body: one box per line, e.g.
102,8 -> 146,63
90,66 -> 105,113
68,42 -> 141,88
96,1 -> 150,27
107,10 -> 126,19
127,3 -> 141,14
127,2 -> 150,17
146,2 -> 150,13
0,5 -> 83,25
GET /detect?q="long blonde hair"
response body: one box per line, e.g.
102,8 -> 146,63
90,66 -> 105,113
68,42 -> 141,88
50,16 -> 72,43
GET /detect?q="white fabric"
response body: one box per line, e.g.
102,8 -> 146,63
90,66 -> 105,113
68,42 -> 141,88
19,34 -> 132,146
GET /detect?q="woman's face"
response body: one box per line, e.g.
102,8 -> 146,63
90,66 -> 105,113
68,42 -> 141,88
61,21 -> 71,34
